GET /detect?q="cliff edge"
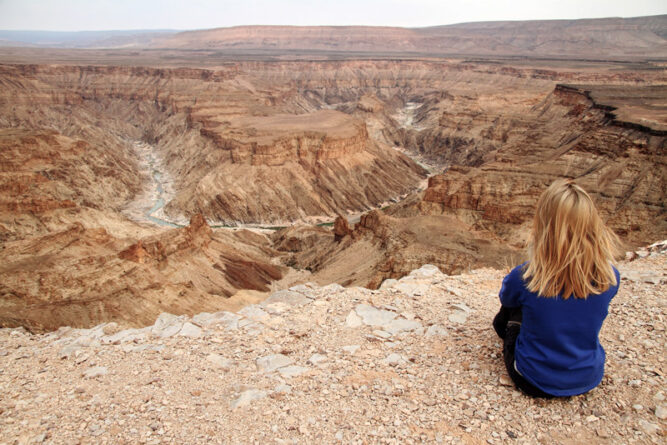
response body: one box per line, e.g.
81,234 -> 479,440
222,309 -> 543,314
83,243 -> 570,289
1,244 -> 665,443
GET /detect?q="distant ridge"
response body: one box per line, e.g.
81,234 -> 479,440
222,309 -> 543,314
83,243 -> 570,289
1,15 -> 665,58
149,15 -> 667,59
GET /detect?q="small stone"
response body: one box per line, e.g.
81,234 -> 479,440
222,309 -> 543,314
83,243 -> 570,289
307,354 -> 327,366
383,318 -> 422,335
274,384 -> 292,394
238,305 -> 270,323
499,375 -> 513,386
596,427 -> 610,438
206,311 -> 241,330
372,330 -> 392,339
448,311 -> 468,324
345,311 -> 363,328
342,345 -> 360,355
262,290 -> 311,307
277,366 -> 309,378
159,323 -> 183,339
206,353 -> 233,371
409,264 -> 440,278
425,325 -> 448,337
628,379 -> 641,387
256,354 -> 293,372
59,344 -> 83,360
632,404 -> 643,412
382,353 -> 407,366
585,415 -> 599,423
102,322 -> 120,336
83,366 -> 108,379
655,405 -> 667,420
355,304 -> 398,326
380,279 -> 398,289
74,353 -> 90,365
230,389 -> 267,409
393,282 -> 429,297
638,419 -> 659,434
151,313 -> 183,336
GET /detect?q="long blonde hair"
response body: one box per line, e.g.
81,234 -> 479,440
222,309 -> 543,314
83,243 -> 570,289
523,179 -> 620,299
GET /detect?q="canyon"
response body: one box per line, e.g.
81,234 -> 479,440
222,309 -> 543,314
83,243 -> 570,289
0,17 -> 665,331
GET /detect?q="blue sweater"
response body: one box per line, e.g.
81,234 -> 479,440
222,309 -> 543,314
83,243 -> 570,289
499,263 -> 620,396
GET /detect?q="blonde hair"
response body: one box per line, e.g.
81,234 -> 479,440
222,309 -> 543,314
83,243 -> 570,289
523,179 -> 620,299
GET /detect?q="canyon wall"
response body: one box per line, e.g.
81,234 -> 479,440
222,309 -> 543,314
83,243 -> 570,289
416,84 -> 666,247
0,55 -> 664,328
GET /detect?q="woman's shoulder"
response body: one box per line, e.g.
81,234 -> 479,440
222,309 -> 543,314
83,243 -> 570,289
503,262 -> 529,286
508,262 -> 528,278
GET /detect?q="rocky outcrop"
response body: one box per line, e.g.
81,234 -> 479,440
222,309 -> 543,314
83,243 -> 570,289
333,215 -> 352,241
274,210 -> 517,289
0,129 -> 141,224
0,62 -> 429,225
0,217 -> 285,332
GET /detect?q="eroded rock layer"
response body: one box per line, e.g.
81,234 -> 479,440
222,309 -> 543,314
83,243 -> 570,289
0,215 -> 284,332
416,85 -> 666,246
0,54 -> 664,330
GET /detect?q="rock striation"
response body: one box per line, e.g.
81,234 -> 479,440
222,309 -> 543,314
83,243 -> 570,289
416,84 -> 666,247
0,215 -> 284,332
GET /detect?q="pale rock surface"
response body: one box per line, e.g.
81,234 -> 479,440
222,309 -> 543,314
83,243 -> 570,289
354,304 -> 398,326
256,354 -> 294,373
230,389 -> 267,410
178,322 -> 203,338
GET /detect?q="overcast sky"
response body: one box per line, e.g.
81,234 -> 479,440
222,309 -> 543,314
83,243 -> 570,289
0,0 -> 665,31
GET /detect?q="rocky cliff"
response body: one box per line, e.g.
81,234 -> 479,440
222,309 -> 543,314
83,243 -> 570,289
417,84 -> 666,247
0,215 -> 284,332
273,210 -> 516,289
0,62 -> 428,225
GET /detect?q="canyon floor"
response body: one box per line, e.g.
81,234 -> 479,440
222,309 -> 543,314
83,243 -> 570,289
0,248 -> 665,444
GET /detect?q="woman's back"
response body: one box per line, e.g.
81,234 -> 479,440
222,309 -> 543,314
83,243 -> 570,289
494,179 -> 621,398
500,264 -> 620,396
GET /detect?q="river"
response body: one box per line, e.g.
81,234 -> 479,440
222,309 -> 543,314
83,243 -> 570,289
126,102 -> 435,229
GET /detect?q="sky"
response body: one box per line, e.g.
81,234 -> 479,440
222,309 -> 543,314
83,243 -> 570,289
0,0 -> 665,31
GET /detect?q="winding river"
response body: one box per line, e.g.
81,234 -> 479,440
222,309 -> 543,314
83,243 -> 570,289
127,102 -> 434,229
124,141 -> 184,228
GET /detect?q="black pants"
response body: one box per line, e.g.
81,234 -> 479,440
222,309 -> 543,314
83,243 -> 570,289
493,306 -> 554,399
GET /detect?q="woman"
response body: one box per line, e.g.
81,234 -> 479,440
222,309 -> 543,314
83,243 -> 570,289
493,179 -> 621,398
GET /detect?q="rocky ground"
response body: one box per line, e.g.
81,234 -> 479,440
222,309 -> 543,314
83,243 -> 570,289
0,246 -> 665,444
